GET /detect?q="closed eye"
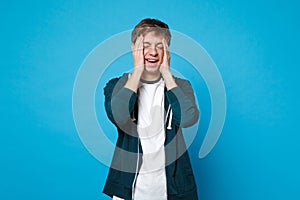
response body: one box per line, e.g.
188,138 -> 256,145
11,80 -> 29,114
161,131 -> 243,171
143,42 -> 151,48
156,44 -> 163,50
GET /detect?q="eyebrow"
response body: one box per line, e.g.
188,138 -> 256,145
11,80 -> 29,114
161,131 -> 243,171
143,42 -> 163,45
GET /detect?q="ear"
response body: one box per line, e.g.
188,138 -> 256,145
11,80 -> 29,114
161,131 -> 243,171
131,43 -> 135,51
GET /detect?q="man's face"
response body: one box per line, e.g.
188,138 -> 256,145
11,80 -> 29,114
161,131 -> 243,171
142,31 -> 165,75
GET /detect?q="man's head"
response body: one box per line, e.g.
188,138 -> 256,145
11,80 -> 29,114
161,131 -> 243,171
131,18 -> 171,46
131,18 -> 171,77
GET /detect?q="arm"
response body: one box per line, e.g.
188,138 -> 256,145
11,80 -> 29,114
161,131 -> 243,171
104,76 -> 137,127
104,36 -> 144,131
160,39 -> 199,128
166,79 -> 199,128
160,38 -> 177,90
124,36 -> 144,92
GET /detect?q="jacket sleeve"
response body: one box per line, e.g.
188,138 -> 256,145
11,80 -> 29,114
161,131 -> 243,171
104,76 -> 137,127
166,79 -> 199,128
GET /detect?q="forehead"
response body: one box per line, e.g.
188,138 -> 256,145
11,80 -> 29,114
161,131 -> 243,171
143,31 -> 164,44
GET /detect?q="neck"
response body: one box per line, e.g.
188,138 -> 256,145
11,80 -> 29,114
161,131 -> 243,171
141,72 -> 161,81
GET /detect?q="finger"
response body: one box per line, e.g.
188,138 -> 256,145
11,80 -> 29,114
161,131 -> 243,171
135,36 -> 143,57
162,39 -> 168,60
133,36 -> 142,57
136,36 -> 144,66
136,36 -> 143,49
138,36 -> 144,52
163,38 -> 169,52
163,39 -> 170,59
162,39 -> 171,67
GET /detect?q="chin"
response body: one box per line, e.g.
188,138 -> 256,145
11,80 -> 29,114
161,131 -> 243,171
145,64 -> 160,73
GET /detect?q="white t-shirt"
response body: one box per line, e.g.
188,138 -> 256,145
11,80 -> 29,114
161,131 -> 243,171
113,77 -> 168,200
133,78 -> 167,200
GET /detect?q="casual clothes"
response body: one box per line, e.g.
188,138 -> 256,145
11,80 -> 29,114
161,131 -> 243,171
103,73 -> 199,200
133,77 -> 167,200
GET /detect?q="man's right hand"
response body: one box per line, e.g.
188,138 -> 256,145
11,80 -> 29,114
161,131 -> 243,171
132,35 -> 144,72
124,36 -> 144,93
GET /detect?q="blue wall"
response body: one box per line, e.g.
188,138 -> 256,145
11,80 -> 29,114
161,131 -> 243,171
1,0 -> 299,199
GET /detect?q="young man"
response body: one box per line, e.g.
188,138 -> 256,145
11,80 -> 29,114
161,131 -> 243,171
103,18 -> 199,200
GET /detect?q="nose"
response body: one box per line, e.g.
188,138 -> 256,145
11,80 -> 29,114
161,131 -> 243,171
148,47 -> 158,56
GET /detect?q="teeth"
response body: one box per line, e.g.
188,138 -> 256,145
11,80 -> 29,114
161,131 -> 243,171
147,59 -> 157,62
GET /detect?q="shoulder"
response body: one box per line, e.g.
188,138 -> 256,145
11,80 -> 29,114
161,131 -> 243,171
173,76 -> 191,87
104,73 -> 129,95
105,73 -> 129,87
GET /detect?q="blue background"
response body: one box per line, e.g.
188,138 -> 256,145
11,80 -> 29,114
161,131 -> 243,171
1,0 -> 299,199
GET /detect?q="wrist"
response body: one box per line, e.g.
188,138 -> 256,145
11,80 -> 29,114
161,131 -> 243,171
133,68 -> 144,76
161,71 -> 177,90
160,68 -> 171,77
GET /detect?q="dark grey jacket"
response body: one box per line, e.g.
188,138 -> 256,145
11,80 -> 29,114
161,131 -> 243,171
103,73 -> 199,200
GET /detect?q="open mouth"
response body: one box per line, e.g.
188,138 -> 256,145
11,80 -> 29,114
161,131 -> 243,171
145,58 -> 159,64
